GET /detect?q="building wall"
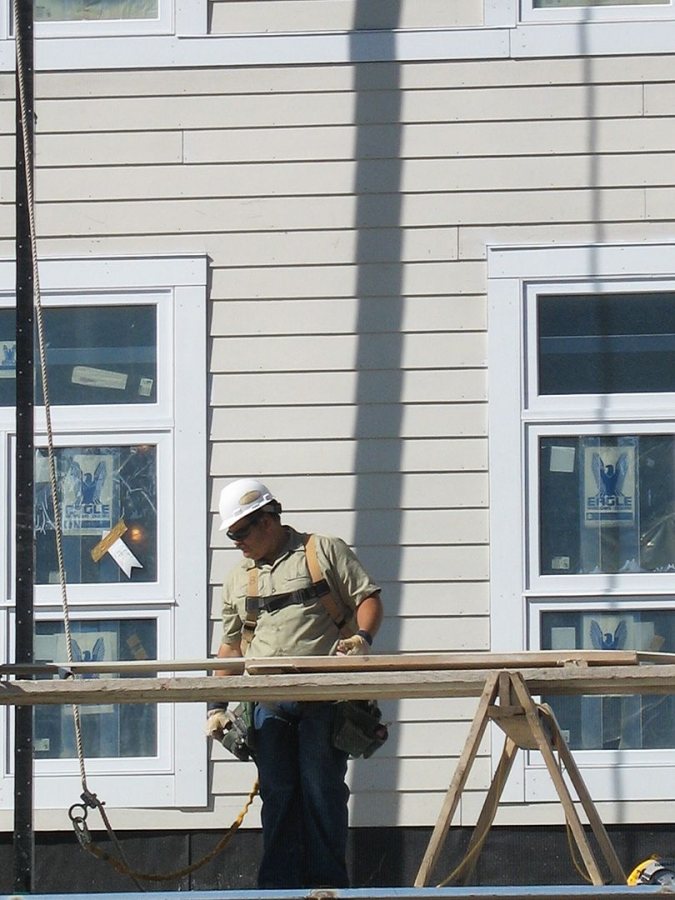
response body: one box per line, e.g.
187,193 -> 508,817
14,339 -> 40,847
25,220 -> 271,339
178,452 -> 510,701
0,2 -> 674,837
208,0 -> 484,32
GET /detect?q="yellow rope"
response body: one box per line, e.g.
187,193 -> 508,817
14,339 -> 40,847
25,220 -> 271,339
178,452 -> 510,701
75,780 -> 259,883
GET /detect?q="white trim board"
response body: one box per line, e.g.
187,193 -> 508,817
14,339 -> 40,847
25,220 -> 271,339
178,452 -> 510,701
2,0 -> 675,71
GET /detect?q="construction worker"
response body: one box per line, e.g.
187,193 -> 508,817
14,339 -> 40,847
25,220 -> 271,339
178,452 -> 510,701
206,477 -> 383,889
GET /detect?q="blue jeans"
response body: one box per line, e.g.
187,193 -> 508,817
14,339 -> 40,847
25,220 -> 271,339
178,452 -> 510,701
253,700 -> 350,889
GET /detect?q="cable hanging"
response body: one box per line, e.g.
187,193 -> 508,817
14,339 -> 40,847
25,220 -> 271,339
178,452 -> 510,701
13,5 -> 258,887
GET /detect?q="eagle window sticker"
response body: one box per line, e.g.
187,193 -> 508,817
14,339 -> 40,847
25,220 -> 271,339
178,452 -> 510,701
34,446 -> 157,583
62,454 -> 114,536
583,439 -> 637,528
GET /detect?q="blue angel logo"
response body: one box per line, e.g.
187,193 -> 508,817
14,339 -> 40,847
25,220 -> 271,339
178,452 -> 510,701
590,619 -> 627,651
69,460 -> 107,506
72,637 -> 105,678
591,452 -> 628,501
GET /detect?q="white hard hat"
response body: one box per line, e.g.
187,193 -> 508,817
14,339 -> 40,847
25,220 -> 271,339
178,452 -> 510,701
218,478 -> 277,531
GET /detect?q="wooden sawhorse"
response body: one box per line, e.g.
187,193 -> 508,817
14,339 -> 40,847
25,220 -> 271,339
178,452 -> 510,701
415,670 -> 626,888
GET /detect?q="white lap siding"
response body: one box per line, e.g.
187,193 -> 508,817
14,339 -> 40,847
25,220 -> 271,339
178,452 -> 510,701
0,8 -> 670,828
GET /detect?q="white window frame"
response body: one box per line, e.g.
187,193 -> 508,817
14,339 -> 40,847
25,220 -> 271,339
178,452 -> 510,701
7,430 -> 174,606
0,254 -> 208,809
24,0 -> 173,38
526,421 -> 675,597
2,606 -> 177,809
496,0 -> 675,59
0,0 -> 206,39
519,0 -> 675,24
527,597 -> 675,798
0,0 -> 667,70
488,241 -> 675,812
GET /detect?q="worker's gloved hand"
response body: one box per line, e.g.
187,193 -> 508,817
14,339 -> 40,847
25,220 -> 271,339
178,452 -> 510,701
205,707 -> 230,740
336,634 -> 370,656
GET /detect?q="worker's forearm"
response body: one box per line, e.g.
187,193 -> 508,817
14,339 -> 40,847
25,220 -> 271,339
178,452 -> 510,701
356,594 -> 383,640
214,639 -> 242,676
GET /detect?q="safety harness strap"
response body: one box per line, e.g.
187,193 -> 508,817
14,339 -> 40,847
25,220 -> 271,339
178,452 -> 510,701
303,533 -> 355,640
238,533 -> 355,651
240,567 -> 259,654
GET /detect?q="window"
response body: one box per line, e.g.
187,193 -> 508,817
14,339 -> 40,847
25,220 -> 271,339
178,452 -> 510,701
4,0 -> 207,39
539,433 -> 675,577
0,255 -> 207,809
0,298 -> 161,409
488,242 -> 675,809
520,0 -> 674,21
534,0 -> 668,5
538,606 -> 675,751
34,617 -> 158,760
35,0 -> 159,22
34,443 -> 159,585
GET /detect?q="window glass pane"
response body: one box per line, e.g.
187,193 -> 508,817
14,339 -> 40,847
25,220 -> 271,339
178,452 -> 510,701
33,619 -> 157,759
538,292 -> 675,395
540,608 -> 675,750
0,309 -> 15,407
34,444 -> 157,584
0,305 -> 156,407
534,1 -> 667,7
539,434 -> 675,575
34,0 -> 158,21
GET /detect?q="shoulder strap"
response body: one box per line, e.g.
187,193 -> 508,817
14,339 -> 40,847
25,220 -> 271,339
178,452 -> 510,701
304,534 -> 355,640
240,566 -> 259,655
239,535 -> 355,652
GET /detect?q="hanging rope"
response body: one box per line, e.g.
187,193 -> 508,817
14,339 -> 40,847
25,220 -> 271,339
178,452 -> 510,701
14,0 -> 86,783
69,779 -> 259,886
13,9 -> 258,887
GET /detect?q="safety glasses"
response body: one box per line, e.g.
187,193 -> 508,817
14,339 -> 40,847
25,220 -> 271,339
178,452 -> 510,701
226,512 -> 264,542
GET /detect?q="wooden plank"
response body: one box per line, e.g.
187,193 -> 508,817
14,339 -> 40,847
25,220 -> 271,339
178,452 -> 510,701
552,726 -> 626,884
508,674 -> 604,886
415,673 -> 499,886
0,650 -> 641,677
455,735 -> 520,886
2,660 -> 675,707
245,651 -> 643,673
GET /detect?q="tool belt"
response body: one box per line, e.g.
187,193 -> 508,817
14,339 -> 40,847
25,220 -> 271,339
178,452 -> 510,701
239,533 -> 388,759
332,699 -> 388,759
219,702 -> 256,761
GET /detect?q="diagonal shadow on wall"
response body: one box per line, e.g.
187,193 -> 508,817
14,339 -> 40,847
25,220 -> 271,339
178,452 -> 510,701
347,2 -> 409,886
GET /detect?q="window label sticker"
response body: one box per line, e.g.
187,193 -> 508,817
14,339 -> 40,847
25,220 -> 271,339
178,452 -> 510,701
72,365 -> 128,391
91,519 -> 143,578
138,377 -> 153,397
108,537 -> 143,578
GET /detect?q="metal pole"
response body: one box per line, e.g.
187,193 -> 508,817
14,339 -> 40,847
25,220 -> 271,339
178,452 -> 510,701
14,0 -> 35,891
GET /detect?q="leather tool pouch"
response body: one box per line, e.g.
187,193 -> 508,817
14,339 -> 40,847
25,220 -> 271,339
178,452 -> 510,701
220,702 -> 256,761
332,699 -> 388,759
